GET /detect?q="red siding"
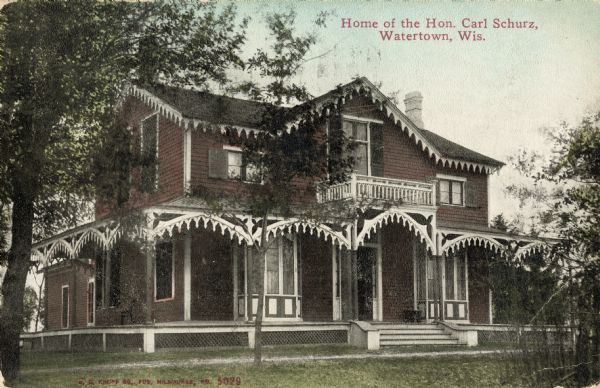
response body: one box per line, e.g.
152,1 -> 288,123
190,229 -> 233,321
467,246 -> 491,324
340,96 -> 489,226
95,241 -> 149,326
96,97 -> 184,219
300,234 -> 333,321
97,94 -> 490,227
46,262 -> 94,330
381,224 -> 415,321
189,129 -> 316,204
152,235 -> 185,322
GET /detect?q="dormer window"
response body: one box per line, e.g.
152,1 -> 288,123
341,116 -> 384,177
140,113 -> 159,192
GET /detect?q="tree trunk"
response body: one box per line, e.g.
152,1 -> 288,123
253,214 -> 269,366
0,194 -> 35,381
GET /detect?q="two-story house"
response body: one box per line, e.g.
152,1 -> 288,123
27,77 -> 546,352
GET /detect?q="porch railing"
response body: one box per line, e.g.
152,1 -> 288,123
20,322 -> 350,353
317,174 -> 435,206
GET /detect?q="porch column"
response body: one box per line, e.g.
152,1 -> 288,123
351,249 -> 359,320
183,230 -> 191,321
434,234 -> 445,321
145,241 -> 155,324
439,253 -> 446,321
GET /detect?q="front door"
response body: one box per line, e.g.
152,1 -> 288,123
357,246 -> 377,320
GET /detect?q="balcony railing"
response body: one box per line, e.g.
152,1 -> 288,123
317,174 -> 435,207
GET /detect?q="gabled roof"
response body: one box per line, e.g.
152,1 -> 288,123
142,84 -> 269,129
307,77 -> 504,172
128,77 -> 504,173
420,129 -> 503,167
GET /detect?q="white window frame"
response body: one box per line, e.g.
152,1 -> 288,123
222,145 -> 260,183
264,235 -> 297,297
436,174 -> 467,207
140,112 -> 160,192
61,284 -> 70,329
154,241 -> 175,302
87,278 -> 95,326
445,252 -> 468,302
341,115 -> 383,177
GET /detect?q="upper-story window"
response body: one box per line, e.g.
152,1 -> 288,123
209,146 -> 259,182
227,149 -> 258,181
439,179 -> 463,206
436,174 -> 474,207
340,116 -> 384,177
140,113 -> 159,192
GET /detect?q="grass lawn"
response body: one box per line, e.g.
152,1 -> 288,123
12,346 -> 522,388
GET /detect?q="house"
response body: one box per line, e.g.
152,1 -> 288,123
25,77 -> 547,352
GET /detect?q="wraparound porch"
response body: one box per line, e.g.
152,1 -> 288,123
20,320 -> 480,353
33,205 -> 552,334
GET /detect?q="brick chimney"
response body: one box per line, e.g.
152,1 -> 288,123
404,91 -> 424,129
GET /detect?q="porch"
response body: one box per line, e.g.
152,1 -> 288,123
31,202 -> 551,348
20,320 -> 479,353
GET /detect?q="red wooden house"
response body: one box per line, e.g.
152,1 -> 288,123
26,78 -> 546,352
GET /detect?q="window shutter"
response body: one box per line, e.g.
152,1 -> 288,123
208,149 -> 229,179
370,123 -> 384,177
465,181 -> 477,207
436,181 -> 441,206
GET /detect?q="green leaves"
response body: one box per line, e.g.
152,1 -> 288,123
0,0 -> 250,223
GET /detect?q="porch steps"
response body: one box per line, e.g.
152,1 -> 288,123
373,323 -> 461,347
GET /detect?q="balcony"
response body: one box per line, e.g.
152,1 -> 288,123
317,174 -> 435,207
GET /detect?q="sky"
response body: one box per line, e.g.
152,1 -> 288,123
231,0 -> 600,226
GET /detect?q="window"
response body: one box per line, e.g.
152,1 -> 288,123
282,238 -> 294,295
264,236 -> 296,296
456,253 -> 467,300
427,257 -> 438,299
87,279 -> 95,325
61,285 -> 69,328
341,117 -> 384,177
438,177 -> 464,206
445,252 -> 467,301
228,151 -> 243,179
209,148 -> 259,182
266,245 -> 279,294
155,241 -> 174,300
140,113 -> 159,192
445,256 -> 455,299
227,149 -> 258,182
